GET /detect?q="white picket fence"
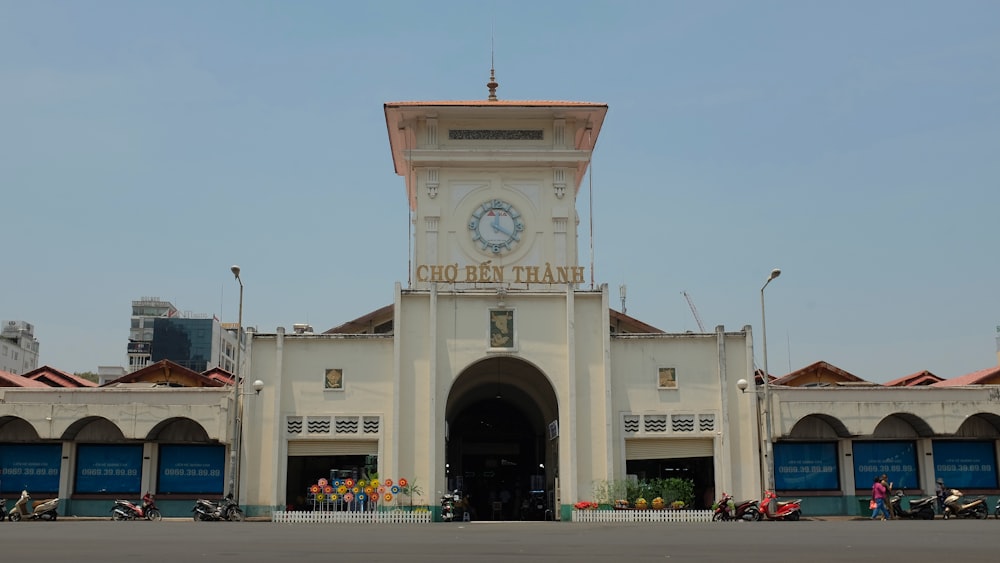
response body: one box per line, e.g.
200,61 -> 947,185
572,509 -> 713,523
273,510 -> 432,524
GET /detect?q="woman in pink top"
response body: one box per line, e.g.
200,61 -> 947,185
870,476 -> 890,520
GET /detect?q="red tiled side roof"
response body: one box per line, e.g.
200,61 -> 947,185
385,100 -> 606,108
24,365 -> 97,387
770,360 -> 869,386
932,366 -> 1000,387
884,370 -> 943,387
0,370 -> 50,387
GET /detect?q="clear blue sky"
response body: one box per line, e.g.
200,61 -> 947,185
2,1 -> 998,382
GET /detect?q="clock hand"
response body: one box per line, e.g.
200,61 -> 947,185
493,222 -> 513,237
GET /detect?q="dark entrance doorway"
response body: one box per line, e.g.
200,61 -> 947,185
445,357 -> 558,521
448,397 -> 545,520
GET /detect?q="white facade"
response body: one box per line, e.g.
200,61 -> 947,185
0,90 -> 998,520
235,97 -> 761,520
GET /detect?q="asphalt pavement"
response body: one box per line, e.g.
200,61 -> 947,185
5,518 -> 999,562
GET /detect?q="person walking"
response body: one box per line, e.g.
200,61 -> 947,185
871,476 -> 890,521
879,474 -> 893,519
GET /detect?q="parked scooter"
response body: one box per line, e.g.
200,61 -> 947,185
712,492 -> 761,521
0,497 -> 7,522
888,489 -> 936,520
521,491 -> 547,521
111,492 -> 162,521
440,490 -> 459,522
994,498 -> 1000,519
9,490 -> 58,521
758,490 -> 802,521
192,494 -> 244,521
942,488 -> 988,519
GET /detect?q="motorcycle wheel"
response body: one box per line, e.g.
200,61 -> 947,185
712,511 -> 725,522
112,510 -> 127,521
227,508 -> 245,522
995,507 -> 1000,519
786,511 -> 800,521
146,508 -> 162,521
974,505 -> 988,520
193,512 -> 202,522
9,512 -> 21,522
918,509 -> 935,520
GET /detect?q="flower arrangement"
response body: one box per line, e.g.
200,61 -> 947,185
634,497 -> 648,510
573,501 -> 599,510
651,497 -> 665,510
614,499 -> 629,509
670,500 -> 685,510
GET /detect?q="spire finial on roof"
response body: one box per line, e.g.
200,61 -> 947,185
487,20 -> 498,101
487,66 -> 498,101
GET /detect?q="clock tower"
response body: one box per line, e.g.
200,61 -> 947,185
384,79 -> 607,290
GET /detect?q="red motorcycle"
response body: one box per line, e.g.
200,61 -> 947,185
712,492 -> 761,521
111,492 -> 162,521
758,490 -> 802,521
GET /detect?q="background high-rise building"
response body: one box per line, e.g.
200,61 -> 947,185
128,297 -> 240,373
0,320 -> 40,375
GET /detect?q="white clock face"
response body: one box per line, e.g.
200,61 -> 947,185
469,199 -> 524,254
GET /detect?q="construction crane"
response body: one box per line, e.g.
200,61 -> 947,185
681,291 -> 706,332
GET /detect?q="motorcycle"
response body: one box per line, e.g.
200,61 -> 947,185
112,492 -> 162,521
9,490 -> 58,521
712,492 -> 761,521
995,498 -> 1000,519
942,488 -> 988,519
440,490 -> 459,522
888,489 -> 935,520
758,490 -> 802,521
192,494 -> 244,521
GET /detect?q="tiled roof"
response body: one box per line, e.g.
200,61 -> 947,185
24,365 -> 97,387
385,100 -> 606,108
0,370 -> 50,387
931,366 -> 1000,387
770,360 -> 869,386
884,370 -> 943,387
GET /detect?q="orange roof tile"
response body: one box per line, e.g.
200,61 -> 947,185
932,366 -> 1000,386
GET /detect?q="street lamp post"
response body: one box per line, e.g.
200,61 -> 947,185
228,265 -> 244,503
760,268 -> 781,493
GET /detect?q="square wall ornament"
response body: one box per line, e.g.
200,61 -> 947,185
325,368 -> 344,390
490,309 -> 514,349
658,367 -> 677,389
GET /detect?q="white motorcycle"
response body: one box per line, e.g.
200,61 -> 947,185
9,490 -> 59,521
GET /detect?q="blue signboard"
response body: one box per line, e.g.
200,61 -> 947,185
75,444 -> 142,494
774,442 -> 839,490
852,441 -> 917,490
157,445 -> 225,494
0,444 -> 61,494
932,441 -> 998,489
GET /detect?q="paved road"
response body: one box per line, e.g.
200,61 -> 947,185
5,519 -> 1000,562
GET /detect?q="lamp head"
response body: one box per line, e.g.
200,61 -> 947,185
736,378 -> 749,393
768,268 -> 781,281
252,380 -> 264,394
231,265 -> 241,279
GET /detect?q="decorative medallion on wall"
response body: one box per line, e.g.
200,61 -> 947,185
490,309 -> 514,348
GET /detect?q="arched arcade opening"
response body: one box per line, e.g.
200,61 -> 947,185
445,356 -> 558,520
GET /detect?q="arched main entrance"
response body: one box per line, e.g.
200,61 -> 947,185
445,356 -> 558,521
